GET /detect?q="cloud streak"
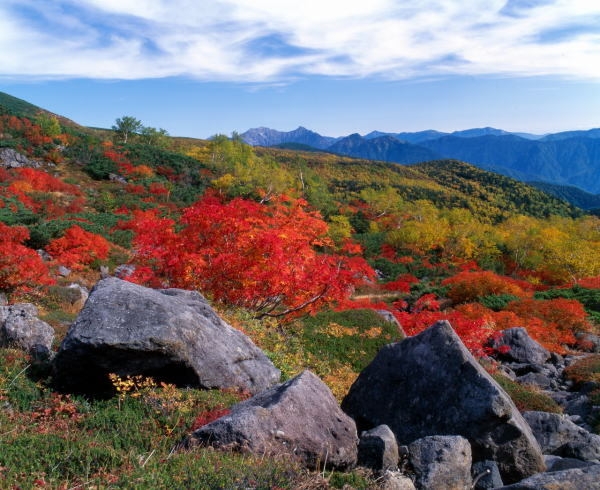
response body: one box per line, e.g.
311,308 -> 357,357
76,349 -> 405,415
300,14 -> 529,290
1,0 -> 599,82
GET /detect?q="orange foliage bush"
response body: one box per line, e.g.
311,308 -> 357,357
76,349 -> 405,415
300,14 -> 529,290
442,270 -> 530,304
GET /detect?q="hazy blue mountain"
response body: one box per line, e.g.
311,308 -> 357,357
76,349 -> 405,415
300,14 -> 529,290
420,135 -> 600,194
540,128 -> 600,141
328,134 -> 440,164
240,126 -> 338,149
363,129 -> 447,143
450,127 -> 512,138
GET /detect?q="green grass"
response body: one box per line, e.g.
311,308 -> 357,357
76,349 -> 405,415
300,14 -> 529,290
301,308 -> 403,372
0,347 -> 376,488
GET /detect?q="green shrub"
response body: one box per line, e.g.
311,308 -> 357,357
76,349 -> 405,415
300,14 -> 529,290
479,294 -> 520,311
493,373 -> 562,414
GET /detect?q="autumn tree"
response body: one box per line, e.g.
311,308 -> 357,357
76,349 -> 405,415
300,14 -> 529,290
112,116 -> 143,144
123,193 -> 374,318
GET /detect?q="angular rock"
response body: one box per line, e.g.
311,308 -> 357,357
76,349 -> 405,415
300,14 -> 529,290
183,370 -> 358,470
497,464 -> 600,489
342,321 -> 545,483
53,277 -> 280,395
0,303 -> 54,356
358,424 -> 399,471
472,460 -> 503,489
492,327 -> 550,365
523,411 -> 600,462
408,435 -> 472,490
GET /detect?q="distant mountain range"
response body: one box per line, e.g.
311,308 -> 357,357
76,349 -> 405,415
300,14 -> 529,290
241,126 -> 600,197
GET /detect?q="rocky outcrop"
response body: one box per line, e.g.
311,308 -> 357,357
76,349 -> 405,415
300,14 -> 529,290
408,435 -> 472,490
0,147 -> 39,168
341,321 -> 545,483
523,411 -> 600,462
497,464 -> 600,489
0,303 -> 54,359
52,277 -> 280,396
183,370 -> 358,470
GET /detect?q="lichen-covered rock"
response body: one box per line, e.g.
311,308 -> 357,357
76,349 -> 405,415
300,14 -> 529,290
342,321 -> 545,483
53,277 -> 280,395
408,435 -> 472,490
0,303 -> 54,357
183,370 -> 358,470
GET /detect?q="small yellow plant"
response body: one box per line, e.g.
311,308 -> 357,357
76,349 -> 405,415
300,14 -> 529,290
108,373 -> 156,408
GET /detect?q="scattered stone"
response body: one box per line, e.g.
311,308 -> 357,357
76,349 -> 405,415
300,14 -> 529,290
471,460 -> 503,489
379,471 -> 416,490
516,372 -> 556,390
575,332 -> 600,353
37,249 -> 52,262
408,435 -> 472,490
99,265 -> 110,279
0,303 -> 54,357
0,293 -> 7,307
66,283 -> 89,309
183,370 -> 358,470
57,266 -> 71,277
358,424 -> 399,471
523,411 -> 600,462
492,327 -> 551,365
375,310 -> 406,336
113,264 -> 135,279
496,464 -> 600,489
341,321 -> 545,484
53,277 -> 280,395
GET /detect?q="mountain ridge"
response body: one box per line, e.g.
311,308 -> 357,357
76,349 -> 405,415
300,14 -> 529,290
241,125 -> 600,195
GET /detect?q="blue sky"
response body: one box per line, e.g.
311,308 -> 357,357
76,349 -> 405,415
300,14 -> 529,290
1,0 -> 599,139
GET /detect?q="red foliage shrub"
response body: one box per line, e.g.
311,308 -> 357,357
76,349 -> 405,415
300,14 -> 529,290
382,273 -> 419,293
123,193 -> 375,318
0,222 -> 54,296
189,407 -> 230,431
46,225 -> 111,271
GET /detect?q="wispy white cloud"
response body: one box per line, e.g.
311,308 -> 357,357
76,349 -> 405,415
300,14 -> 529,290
1,0 -> 599,81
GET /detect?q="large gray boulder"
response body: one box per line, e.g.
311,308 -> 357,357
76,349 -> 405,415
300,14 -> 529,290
341,321 -> 545,484
408,435 -> 472,490
0,303 -> 54,357
183,370 -> 358,470
53,277 -> 280,395
492,327 -> 550,365
497,464 -> 600,489
523,411 -> 600,462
